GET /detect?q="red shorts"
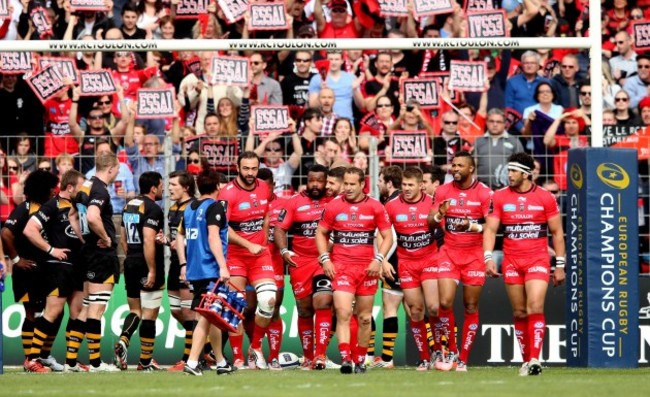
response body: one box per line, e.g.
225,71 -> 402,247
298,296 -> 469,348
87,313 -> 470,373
288,256 -> 324,300
332,263 -> 378,296
398,256 -> 438,290
270,248 -> 285,289
502,253 -> 550,284
228,251 -> 275,284
436,245 -> 486,286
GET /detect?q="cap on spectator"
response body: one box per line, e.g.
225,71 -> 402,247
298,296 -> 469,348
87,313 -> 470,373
297,25 -> 316,38
353,0 -> 384,30
638,96 -> 650,111
330,0 -> 347,10
484,56 -> 496,69
564,107 -> 586,132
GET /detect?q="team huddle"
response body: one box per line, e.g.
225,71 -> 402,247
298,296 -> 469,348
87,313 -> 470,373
0,150 -> 565,377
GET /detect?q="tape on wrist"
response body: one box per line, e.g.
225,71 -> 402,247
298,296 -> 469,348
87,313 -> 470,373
47,246 -> 54,255
555,256 -> 566,269
280,248 -> 289,256
319,253 -> 330,264
374,253 -> 385,263
11,256 -> 19,265
433,213 -> 443,223
484,251 -> 493,264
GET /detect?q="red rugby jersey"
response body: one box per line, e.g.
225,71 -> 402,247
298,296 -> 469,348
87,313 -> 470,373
433,180 -> 493,249
267,195 -> 288,254
488,185 -> 559,257
385,193 -> 437,260
276,192 -> 332,258
218,178 -> 270,258
319,195 -> 392,267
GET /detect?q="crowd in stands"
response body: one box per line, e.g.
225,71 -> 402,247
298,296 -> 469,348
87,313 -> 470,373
0,0 -> 648,258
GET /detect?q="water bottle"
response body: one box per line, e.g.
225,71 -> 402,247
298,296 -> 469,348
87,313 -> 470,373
0,263 -> 5,293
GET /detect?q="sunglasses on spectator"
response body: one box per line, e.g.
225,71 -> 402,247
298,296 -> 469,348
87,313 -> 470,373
89,115 -> 103,120
632,14 -> 643,19
8,166 -> 19,171
115,52 -> 130,58
39,167 -> 51,171
331,8 -> 346,13
266,147 -> 282,152
376,103 -> 392,108
295,58 -> 312,63
188,159 -> 200,164
99,100 -> 112,105
548,190 -> 559,194
615,97 -> 629,102
443,120 -> 458,125
580,91 -> 591,96
638,64 -> 650,69
560,65 -> 575,69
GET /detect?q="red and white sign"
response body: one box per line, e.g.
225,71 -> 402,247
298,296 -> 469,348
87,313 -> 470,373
252,105 -> 291,135
187,136 -> 240,171
0,52 -> 33,74
26,65 -> 68,104
175,0 -> 209,19
218,0 -> 248,23
401,78 -> 440,109
38,57 -> 79,84
248,2 -> 288,31
389,131 -> 431,163
30,6 -> 53,40
211,56 -> 249,86
422,71 -> 458,102
413,0 -> 454,18
79,70 -> 117,97
136,87 -> 176,119
504,107 -> 522,131
633,21 -> 650,51
69,0 -> 110,12
466,9 -> 508,38
377,0 -> 408,17
449,60 -> 487,92
464,0 -> 495,11
0,0 -> 11,19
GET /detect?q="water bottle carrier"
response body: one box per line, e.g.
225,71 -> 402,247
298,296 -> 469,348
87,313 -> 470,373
195,281 -> 247,333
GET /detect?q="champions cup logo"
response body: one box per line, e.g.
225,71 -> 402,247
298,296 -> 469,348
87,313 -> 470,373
569,164 -> 583,189
596,162 -> 630,190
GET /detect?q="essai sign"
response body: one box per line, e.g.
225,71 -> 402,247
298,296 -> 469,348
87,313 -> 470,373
377,0 -> 409,17
252,105 -> 291,135
211,56 -> 249,86
26,65 -> 67,104
449,60 -> 487,92
175,0 -> 209,19
401,78 -> 440,109
248,2 -> 288,31
389,131 -> 430,163
633,21 -> 650,51
0,52 -> 33,74
466,9 -> 508,38
413,0 -> 454,18
79,70 -> 117,96
38,57 -> 79,84
136,87 -> 176,119
218,0 -> 248,23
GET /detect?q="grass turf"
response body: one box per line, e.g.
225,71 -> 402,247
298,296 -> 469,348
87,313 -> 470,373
0,367 -> 647,397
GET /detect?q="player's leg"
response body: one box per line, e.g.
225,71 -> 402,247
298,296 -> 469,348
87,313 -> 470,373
137,289 -> 164,371
403,287 -> 430,371
524,278 -> 549,375
353,294 -> 374,373
422,278 -> 442,364
247,276 -> 277,370
183,279 -> 214,376
376,289 -> 402,367
333,290 -> 355,373
228,275 -> 249,369
64,288 -> 88,372
505,282 -> 528,375
436,278 -> 459,370
266,288 -> 285,370
113,259 -> 143,371
207,325 -> 236,374
456,284 -> 482,371
312,273 -> 334,370
27,294 -> 65,373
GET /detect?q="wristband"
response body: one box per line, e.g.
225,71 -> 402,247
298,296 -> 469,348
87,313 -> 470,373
180,263 -> 187,268
555,256 -> 566,269
12,256 -> 20,265
484,251 -> 493,264
433,213 -> 443,223
374,253 -> 385,263
72,100 -> 78,103
47,246 -> 54,255
318,253 -> 330,264
280,248 -> 289,256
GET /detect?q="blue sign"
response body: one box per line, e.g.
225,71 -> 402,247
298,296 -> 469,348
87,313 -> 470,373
566,148 -> 639,368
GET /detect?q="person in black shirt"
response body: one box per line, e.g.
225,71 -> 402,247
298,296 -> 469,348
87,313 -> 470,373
113,172 -> 165,372
120,3 -> 147,40
281,50 -> 316,109
23,170 -> 87,372
74,152 -> 120,371
1,170 -> 59,372
166,170 -> 198,371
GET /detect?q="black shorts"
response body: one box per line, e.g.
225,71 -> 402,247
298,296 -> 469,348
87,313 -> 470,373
12,265 -> 46,311
167,256 -> 189,292
124,256 -> 165,299
187,278 -> 217,310
83,249 -> 120,285
42,260 -> 83,298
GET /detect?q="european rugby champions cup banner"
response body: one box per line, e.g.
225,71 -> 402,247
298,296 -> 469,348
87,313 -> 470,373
566,148 -> 639,368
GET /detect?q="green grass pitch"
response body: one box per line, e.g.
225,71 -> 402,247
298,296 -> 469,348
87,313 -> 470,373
0,367 -> 647,397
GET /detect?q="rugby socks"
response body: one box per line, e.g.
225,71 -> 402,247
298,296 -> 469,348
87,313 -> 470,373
380,317 -> 398,362
354,344 -> 368,365
22,318 -> 35,358
425,320 -> 435,351
432,316 -> 443,352
139,320 -> 156,366
266,319 -> 283,361
328,315 -> 337,345
410,320 -> 430,361
66,319 -> 86,366
30,317 -> 55,360
182,320 -> 196,362
528,313 -> 545,362
338,342 -> 351,362
459,311 -> 479,364
438,308 -> 457,354
119,312 -> 141,348
42,316 -> 62,356
314,309 -> 331,358
514,316 -> 530,363
87,318 -> 102,367
298,316 -> 315,360
250,323 -> 267,350
229,333 -> 244,362
367,317 -> 376,358
349,315 -> 359,353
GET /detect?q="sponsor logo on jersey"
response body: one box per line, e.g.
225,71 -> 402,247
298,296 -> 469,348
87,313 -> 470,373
503,204 -> 516,212
396,214 -> 408,222
146,218 -> 159,226
297,205 -> 311,212
90,199 -> 104,206
467,200 -> 481,206
359,215 -> 374,220
123,213 -> 140,223
528,266 -> 548,274
527,205 -> 544,211
449,199 -> 457,206
239,202 -> 251,210
335,213 -> 348,221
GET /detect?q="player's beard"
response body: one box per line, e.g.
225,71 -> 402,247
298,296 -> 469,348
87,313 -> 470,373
238,171 -> 256,187
308,186 -> 326,200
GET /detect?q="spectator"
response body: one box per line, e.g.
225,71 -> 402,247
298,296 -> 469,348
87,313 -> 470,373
623,54 -> 650,108
358,95 -> 394,152
0,149 -> 17,221
421,164 -> 446,197
505,51 -> 549,134
309,50 -> 365,121
432,111 -> 472,174
0,73 -> 43,144
317,88 -> 338,136
294,108 -> 324,189
603,62 -> 623,110
121,3 -> 147,40
388,100 -> 434,137
55,153 -> 75,176
252,128 -> 303,197
473,108 -> 525,189
12,133 -> 37,172
332,117 -> 358,161
466,52 -> 512,113
249,52 -> 283,105
551,54 -> 582,108
136,0 -> 165,38
191,13 -> 222,39
578,80 -> 592,122
543,110 -> 590,190
281,50 -> 315,109
68,5 -> 115,40
639,97 -> 650,126
320,137 -> 346,168
43,90 -> 77,159
609,30 -> 637,86
186,149 -> 203,175
363,52 -> 400,116
352,151 -> 368,173
603,109 -> 618,125
613,90 -> 642,127
522,82 -> 563,166
606,0 -> 631,33
314,0 -> 362,39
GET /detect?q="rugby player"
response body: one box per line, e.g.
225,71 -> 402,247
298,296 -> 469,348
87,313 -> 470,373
275,164 -> 332,370
484,152 -> 566,376
3,171 -> 61,372
428,152 -> 492,371
316,167 -> 393,374
114,172 -> 166,371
